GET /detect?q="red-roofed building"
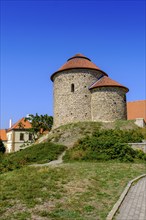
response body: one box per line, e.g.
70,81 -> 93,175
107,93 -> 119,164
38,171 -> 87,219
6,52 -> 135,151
5,118 -> 32,153
127,100 -> 146,127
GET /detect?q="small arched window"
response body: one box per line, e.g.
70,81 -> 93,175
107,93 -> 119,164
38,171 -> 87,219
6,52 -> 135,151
71,83 -> 74,92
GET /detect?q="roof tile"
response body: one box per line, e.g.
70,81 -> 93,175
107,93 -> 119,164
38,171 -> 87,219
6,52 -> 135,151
8,117 -> 32,131
51,53 -> 108,81
89,76 -> 129,92
0,129 -> 7,141
127,100 -> 146,122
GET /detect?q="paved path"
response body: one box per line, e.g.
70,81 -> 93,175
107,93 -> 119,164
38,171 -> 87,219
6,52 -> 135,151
116,177 -> 146,220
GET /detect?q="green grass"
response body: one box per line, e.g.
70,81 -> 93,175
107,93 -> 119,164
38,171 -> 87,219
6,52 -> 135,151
0,121 -> 146,219
113,120 -> 138,130
0,162 -> 146,220
0,142 -> 66,174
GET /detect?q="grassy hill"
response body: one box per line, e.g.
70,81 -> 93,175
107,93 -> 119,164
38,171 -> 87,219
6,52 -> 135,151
0,120 -> 146,219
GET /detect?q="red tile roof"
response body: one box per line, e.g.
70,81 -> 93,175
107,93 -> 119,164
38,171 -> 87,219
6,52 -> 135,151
8,117 -> 32,131
0,129 -> 7,141
89,76 -> 129,92
127,100 -> 146,122
51,53 -> 108,81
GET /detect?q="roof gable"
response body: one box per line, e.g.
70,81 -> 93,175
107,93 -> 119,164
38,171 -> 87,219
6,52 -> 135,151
8,117 -> 32,131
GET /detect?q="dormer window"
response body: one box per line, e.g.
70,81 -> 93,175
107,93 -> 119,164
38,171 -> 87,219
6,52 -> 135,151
71,84 -> 74,92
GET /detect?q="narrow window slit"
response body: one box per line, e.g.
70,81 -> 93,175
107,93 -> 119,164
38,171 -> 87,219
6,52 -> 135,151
71,83 -> 74,92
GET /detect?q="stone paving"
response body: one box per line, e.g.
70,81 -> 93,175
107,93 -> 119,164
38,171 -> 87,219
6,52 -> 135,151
116,177 -> 146,220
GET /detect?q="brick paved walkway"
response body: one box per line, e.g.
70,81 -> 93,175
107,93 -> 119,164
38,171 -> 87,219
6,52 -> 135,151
116,177 -> 146,220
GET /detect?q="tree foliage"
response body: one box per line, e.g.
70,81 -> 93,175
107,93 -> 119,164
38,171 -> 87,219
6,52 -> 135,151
0,139 -> 6,154
25,114 -> 53,140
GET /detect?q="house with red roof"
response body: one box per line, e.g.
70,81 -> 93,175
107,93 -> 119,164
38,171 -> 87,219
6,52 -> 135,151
127,100 -> 146,127
2,118 -> 32,153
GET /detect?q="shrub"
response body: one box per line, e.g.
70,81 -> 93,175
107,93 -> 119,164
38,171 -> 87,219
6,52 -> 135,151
135,150 -> 146,160
64,129 -> 145,162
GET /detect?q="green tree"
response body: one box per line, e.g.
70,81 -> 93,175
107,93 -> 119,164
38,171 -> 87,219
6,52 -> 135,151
25,114 -> 53,141
0,139 -> 6,153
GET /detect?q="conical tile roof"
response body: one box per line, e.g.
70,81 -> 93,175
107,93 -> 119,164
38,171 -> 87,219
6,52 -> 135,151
51,53 -> 108,81
89,76 -> 129,92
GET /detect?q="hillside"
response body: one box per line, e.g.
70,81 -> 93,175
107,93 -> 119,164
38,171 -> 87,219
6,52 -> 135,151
38,120 -> 141,147
0,120 -> 146,219
0,142 -> 66,174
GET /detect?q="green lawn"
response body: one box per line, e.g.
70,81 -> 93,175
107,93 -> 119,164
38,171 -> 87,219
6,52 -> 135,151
0,161 -> 145,220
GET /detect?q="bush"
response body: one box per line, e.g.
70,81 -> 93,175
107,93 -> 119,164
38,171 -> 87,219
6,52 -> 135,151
135,150 -> 146,160
64,129 -> 145,162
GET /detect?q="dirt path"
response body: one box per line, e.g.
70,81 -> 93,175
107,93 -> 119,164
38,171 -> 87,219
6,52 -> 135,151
29,150 -> 66,167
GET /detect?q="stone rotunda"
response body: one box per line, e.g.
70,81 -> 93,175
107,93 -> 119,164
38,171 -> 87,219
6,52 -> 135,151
50,53 -> 129,128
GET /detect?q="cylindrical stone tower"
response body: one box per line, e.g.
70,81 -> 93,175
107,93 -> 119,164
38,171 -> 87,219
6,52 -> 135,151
51,54 -> 108,128
90,76 -> 129,122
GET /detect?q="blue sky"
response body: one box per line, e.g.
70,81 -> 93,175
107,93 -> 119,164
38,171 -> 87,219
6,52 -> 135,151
0,0 -> 145,128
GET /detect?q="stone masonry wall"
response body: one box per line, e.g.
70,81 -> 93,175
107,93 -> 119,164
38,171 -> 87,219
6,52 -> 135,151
91,87 -> 127,122
53,69 -> 103,128
129,143 -> 146,153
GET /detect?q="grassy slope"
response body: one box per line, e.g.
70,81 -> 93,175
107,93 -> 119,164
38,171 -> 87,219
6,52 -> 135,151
0,162 -> 146,220
0,121 -> 146,219
0,142 -> 66,173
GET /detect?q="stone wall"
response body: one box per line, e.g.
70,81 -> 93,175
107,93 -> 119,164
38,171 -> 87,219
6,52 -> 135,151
53,69 -> 103,128
129,143 -> 146,153
134,118 -> 146,128
91,87 -> 127,122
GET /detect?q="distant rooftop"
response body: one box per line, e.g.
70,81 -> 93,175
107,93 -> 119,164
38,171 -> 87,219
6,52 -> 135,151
0,129 -> 7,141
127,100 -> 146,122
8,117 -> 32,131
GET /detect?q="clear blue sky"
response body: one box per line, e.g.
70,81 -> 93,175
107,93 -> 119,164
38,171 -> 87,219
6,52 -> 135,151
0,0 -> 145,128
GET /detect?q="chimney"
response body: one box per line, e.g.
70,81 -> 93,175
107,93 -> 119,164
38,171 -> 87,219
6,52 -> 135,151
9,119 -> 12,128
